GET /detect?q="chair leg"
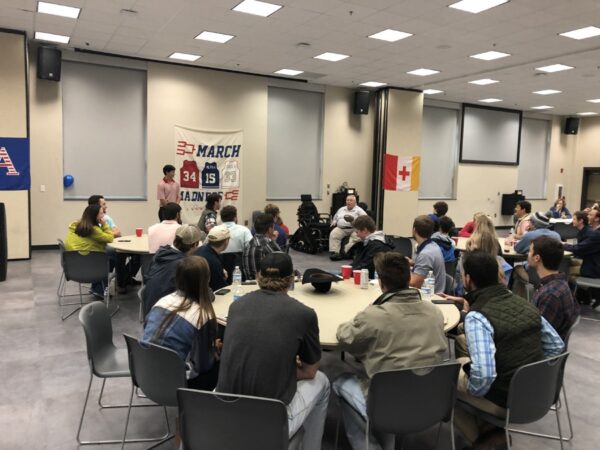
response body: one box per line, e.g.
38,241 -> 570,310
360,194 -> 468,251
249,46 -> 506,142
555,402 -> 564,450
562,385 -> 574,440
58,278 -> 84,320
76,372 -> 94,445
97,379 -> 152,409
145,407 -> 175,450
121,383 -> 135,449
450,409 -> 456,450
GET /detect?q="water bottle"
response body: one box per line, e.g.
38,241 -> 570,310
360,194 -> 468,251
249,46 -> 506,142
233,285 -> 244,302
232,266 -> 242,287
422,270 -> 435,300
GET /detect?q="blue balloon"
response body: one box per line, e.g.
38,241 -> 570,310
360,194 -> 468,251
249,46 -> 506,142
63,174 -> 74,188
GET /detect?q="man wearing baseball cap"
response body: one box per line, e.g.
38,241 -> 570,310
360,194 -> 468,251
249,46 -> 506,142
194,225 -> 230,292
217,253 -> 330,450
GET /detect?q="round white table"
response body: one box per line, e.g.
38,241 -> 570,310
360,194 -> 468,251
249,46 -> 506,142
107,234 -> 149,254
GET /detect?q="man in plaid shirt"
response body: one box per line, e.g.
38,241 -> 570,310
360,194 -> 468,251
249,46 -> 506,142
242,213 -> 281,280
529,236 -> 579,339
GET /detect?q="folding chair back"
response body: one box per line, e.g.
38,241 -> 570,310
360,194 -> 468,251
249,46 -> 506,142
390,236 -> 413,259
63,251 -> 109,284
553,223 -> 578,241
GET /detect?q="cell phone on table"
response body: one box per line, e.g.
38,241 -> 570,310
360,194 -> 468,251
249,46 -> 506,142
215,288 -> 231,295
432,300 -> 455,305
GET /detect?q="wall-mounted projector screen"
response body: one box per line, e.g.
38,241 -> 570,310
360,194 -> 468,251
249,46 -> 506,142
460,104 -> 522,165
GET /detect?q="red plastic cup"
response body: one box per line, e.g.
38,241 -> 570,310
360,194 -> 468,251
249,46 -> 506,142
353,270 -> 361,285
135,227 -> 143,237
341,265 -> 352,279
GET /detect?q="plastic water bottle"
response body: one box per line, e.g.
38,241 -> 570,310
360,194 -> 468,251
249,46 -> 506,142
233,285 -> 244,302
232,266 -> 242,287
423,270 -> 435,300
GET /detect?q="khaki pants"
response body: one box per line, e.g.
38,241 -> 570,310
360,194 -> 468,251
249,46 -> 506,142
329,227 -> 360,254
511,265 -> 529,299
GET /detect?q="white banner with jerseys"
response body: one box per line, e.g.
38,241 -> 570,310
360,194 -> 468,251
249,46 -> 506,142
174,125 -> 243,225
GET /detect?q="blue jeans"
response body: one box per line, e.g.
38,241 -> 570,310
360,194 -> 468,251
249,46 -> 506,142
287,371 -> 330,450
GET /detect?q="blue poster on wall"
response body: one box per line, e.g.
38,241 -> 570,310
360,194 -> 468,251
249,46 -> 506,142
0,137 -> 30,190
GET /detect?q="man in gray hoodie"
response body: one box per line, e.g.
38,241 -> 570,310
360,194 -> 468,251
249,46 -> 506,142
351,215 -> 393,278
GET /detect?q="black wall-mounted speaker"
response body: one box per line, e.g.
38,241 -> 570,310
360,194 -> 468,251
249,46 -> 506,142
563,117 -> 580,135
353,90 -> 370,115
37,46 -> 62,81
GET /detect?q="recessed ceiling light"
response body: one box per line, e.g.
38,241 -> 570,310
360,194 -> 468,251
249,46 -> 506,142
34,31 -> 70,44
195,31 -> 235,43
448,0 -> 508,14
469,78 -> 499,85
587,98 -> 600,103
274,69 -> 303,76
530,105 -> 554,110
37,1 -> 80,18
368,29 -> 412,42
407,68 -> 439,76
314,52 -> 349,62
535,64 -> 574,73
423,89 -> 444,95
532,89 -> 562,95
360,81 -> 387,87
560,26 -> 600,40
169,52 -> 201,62
232,0 -> 282,17
479,98 -> 502,103
577,112 -> 598,116
470,51 -> 510,60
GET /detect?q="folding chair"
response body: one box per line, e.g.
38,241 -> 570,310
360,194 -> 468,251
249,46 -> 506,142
390,236 -> 413,259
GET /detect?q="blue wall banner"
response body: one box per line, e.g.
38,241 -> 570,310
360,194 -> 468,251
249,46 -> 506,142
0,137 -> 30,190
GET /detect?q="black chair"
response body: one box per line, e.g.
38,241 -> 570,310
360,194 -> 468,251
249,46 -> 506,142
222,252 -> 243,284
121,334 -> 188,449
177,388 -> 304,450
390,236 -> 413,259
444,274 -> 455,295
553,222 -> 578,241
458,353 -> 570,450
289,194 -> 331,254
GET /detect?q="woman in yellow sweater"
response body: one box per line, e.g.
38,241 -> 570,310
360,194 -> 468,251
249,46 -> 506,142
65,204 -> 114,297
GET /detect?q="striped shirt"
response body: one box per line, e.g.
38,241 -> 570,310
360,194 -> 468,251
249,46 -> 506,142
242,234 -> 280,280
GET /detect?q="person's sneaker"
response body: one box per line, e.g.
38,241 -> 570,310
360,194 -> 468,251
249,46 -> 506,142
329,253 -> 344,261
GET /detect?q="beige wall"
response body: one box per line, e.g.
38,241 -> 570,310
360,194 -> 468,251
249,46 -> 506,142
0,31 -> 29,259
568,117 -> 600,208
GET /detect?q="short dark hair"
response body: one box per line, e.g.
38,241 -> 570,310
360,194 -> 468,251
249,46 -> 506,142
516,200 -> 532,213
254,213 -> 274,234
163,202 -> 182,220
462,250 -> 499,289
206,193 -> 222,209
374,252 -> 410,291
353,215 -> 376,233
439,216 -> 455,234
163,164 -> 176,175
87,194 -> 103,206
573,211 -> 588,225
433,201 -> 448,216
264,203 -> 280,217
413,215 -> 434,239
220,205 -> 237,223
531,236 -> 563,271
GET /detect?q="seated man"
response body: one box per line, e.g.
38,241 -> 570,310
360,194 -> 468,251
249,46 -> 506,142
410,215 -> 446,294
431,216 -> 456,263
589,207 -> 600,231
147,202 -> 182,254
217,253 -> 330,450
220,205 -> 252,282
514,212 -> 560,254
329,194 -> 366,261
428,201 -> 448,232
264,203 -> 288,248
334,252 -> 447,450
513,200 -> 532,240
142,224 -> 202,316
454,251 -> 564,447
564,215 -> 600,307
193,225 -> 230,292
242,213 -> 281,280
528,236 -> 579,339
350,215 -> 393,278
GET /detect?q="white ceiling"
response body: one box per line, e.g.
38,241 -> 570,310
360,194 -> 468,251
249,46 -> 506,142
3,0 -> 600,115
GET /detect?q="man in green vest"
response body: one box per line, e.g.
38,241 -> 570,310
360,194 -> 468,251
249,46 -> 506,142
454,251 -> 564,447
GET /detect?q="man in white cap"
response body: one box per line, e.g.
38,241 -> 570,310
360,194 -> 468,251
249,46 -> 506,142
194,225 -> 230,291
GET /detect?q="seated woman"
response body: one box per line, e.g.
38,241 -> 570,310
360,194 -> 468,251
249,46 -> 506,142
458,212 -> 484,237
64,204 -> 114,298
547,197 -> 571,219
143,255 -> 220,390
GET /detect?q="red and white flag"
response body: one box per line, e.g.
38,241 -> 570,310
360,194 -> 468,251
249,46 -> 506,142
383,155 -> 420,191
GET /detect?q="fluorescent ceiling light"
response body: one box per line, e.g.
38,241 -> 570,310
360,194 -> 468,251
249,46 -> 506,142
169,52 -> 201,62
470,51 -> 510,60
469,78 -> 498,85
532,89 -> 561,95
34,31 -> 70,44
407,68 -> 439,76
195,31 -> 235,43
587,99 -> 600,103
423,89 -> 444,95
360,81 -> 387,87
274,69 -> 303,76
449,0 -> 508,14
368,29 -> 412,42
37,1 -> 80,18
560,26 -> 600,40
535,63 -> 573,73
577,112 -> 598,116
314,52 -> 349,62
232,0 -> 282,17
479,98 -> 502,103
530,105 -> 554,110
